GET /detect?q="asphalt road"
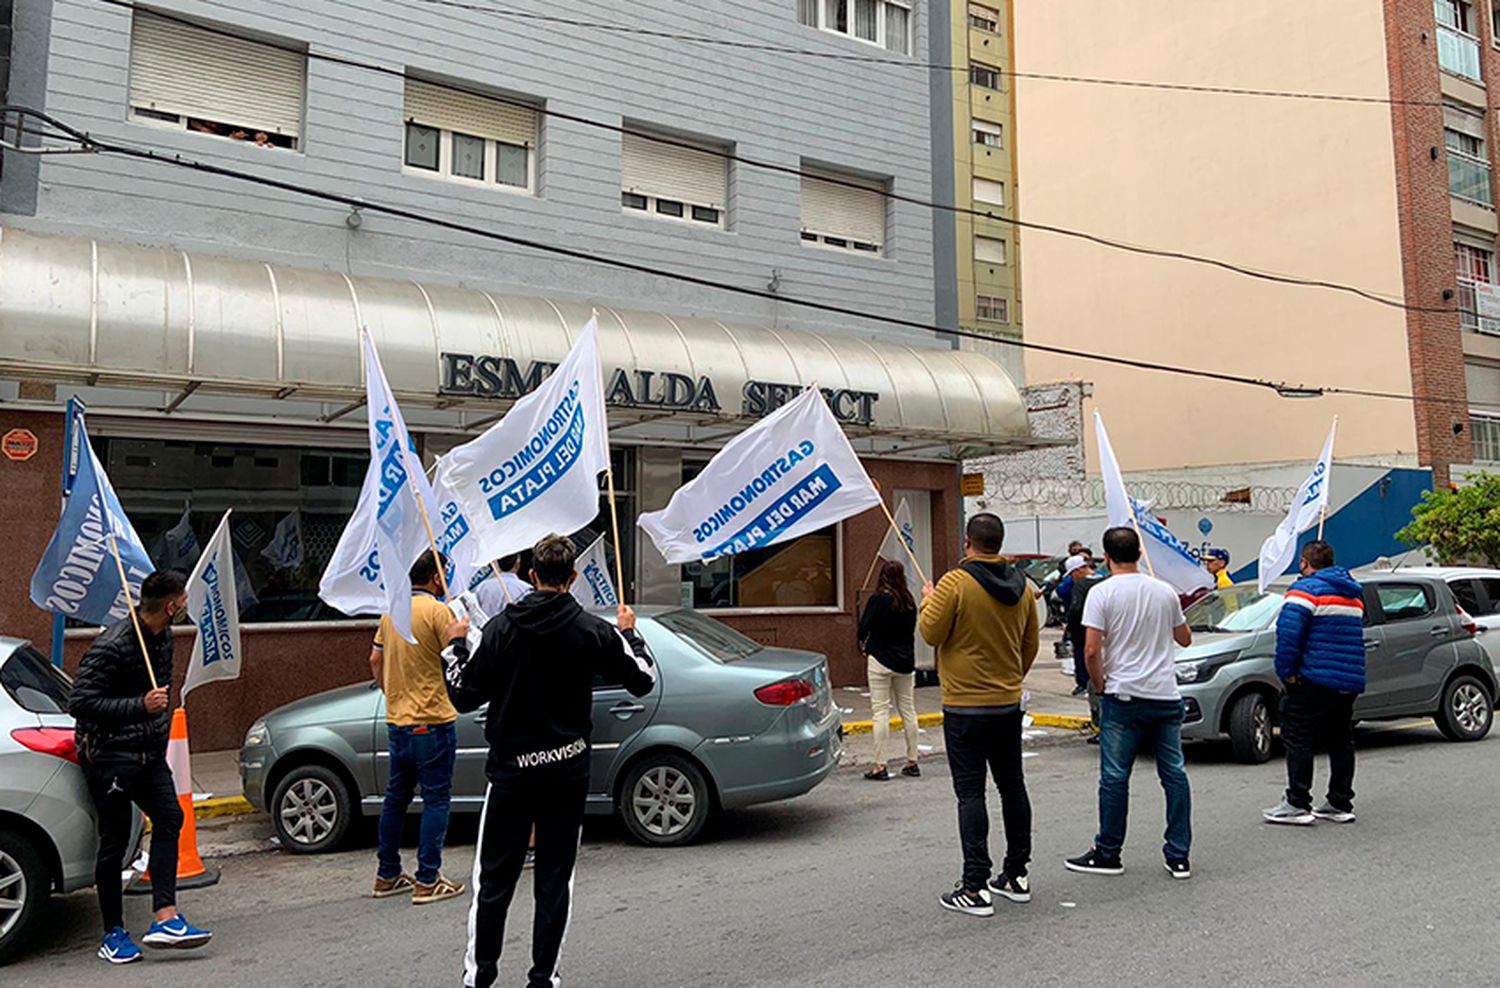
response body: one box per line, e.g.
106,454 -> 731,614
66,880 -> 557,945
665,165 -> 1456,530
9,723 -> 1496,987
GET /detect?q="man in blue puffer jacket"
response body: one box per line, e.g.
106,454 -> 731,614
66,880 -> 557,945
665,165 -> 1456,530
1263,541 -> 1366,826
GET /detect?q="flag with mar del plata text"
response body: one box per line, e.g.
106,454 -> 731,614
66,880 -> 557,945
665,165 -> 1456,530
182,510 -> 243,699
570,534 -> 619,608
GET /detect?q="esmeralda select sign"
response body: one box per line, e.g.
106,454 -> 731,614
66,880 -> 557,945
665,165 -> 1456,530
439,352 -> 880,426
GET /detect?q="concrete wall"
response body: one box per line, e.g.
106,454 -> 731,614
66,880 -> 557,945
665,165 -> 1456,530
5,0 -> 939,347
1014,0 -> 1419,472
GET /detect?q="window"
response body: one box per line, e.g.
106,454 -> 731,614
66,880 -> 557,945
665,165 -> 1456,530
1,644 -> 72,714
1375,584 -> 1436,622
968,2 -> 1000,32
1474,412 -> 1500,461
402,78 -> 538,191
1437,0 -> 1484,79
1450,578 -> 1485,614
1455,242 -> 1500,332
974,235 -> 1007,265
976,294 -> 1009,323
972,177 -> 1005,206
654,610 -> 763,662
621,129 -> 728,228
803,0 -> 911,54
801,167 -> 887,254
970,61 -> 1001,89
127,11 -> 305,149
1480,578 -> 1500,613
1446,125 -> 1493,207
972,119 -> 1002,147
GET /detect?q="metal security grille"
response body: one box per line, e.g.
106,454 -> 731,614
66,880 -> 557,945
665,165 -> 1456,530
404,78 -> 537,148
129,11 -> 305,137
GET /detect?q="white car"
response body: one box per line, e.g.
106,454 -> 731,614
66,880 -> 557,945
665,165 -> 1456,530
1391,566 -> 1500,660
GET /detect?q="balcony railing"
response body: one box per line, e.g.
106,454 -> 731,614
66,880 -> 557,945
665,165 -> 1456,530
1438,23 -> 1483,82
1449,151 -> 1494,206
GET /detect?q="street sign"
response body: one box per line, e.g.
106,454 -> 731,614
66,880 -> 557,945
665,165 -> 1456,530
2,428 -> 38,461
960,473 -> 985,496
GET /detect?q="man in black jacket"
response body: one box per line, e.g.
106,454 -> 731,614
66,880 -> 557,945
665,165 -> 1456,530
443,534 -> 656,988
68,569 -> 212,965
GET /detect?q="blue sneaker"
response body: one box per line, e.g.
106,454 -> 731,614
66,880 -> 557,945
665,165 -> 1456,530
98,926 -> 142,964
142,914 -> 212,949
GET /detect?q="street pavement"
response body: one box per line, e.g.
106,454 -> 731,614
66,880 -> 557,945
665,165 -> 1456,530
10,722 -> 1495,986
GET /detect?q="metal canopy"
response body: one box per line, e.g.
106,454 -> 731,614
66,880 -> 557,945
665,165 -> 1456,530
0,225 -> 1041,460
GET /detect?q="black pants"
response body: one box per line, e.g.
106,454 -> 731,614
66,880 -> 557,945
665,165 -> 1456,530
81,754 -> 181,932
463,756 -> 589,988
943,708 -> 1031,890
1281,680 -> 1357,812
1071,638 -> 1091,690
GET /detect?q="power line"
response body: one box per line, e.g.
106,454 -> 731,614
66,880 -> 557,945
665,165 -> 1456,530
6,106 -> 1489,415
84,0 -> 1451,314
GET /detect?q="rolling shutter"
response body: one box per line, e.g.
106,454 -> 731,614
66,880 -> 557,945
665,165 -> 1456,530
974,236 -> 1007,264
621,131 -> 727,209
972,177 -> 1004,205
128,12 -> 305,137
404,79 -> 537,148
800,170 -> 886,245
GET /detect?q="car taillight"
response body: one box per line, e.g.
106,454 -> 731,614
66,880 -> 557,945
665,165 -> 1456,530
1458,605 -> 1479,637
754,678 -> 815,706
12,727 -> 79,763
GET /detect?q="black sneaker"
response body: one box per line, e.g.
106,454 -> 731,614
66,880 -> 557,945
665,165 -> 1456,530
1164,859 -> 1191,880
1071,684 -> 1089,696
938,883 -> 993,917
1064,847 -> 1124,876
986,871 -> 1031,903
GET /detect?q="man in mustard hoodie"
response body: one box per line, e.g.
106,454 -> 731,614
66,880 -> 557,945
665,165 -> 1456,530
919,513 -> 1040,917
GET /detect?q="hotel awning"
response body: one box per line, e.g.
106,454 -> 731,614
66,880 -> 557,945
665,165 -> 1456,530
0,225 -> 1040,460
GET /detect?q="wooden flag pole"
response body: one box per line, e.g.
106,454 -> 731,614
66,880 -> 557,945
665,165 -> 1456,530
1316,415 -> 1338,542
877,497 -> 929,587
490,560 -> 514,604
859,552 -> 882,593
605,464 -> 627,603
410,488 -> 452,601
107,534 -> 159,691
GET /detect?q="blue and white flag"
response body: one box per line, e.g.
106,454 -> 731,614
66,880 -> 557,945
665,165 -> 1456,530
570,535 -> 619,608
639,387 -> 882,564
1095,411 -> 1212,596
159,506 -> 200,572
182,511 -> 243,700
1258,419 -> 1338,592
437,316 -> 612,562
432,473 -> 483,595
30,413 -> 155,626
877,497 -> 923,599
261,511 -> 304,570
318,464 -> 386,618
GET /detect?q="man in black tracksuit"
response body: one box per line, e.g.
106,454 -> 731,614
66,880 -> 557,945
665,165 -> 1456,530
443,534 -> 656,988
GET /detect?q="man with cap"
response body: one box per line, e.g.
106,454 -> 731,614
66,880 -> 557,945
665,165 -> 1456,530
1205,549 -> 1233,589
1061,555 -> 1099,696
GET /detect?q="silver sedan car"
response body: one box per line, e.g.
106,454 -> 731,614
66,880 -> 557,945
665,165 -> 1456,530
241,607 -> 841,852
0,637 -> 141,965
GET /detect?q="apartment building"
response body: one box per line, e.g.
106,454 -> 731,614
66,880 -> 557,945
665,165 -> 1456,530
1016,0 -> 1500,488
0,0 -> 1037,747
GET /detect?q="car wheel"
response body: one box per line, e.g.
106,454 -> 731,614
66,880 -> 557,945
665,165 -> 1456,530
0,828 -> 50,965
1435,675 -> 1494,742
271,764 -> 354,854
1228,692 -> 1274,764
619,753 -> 711,847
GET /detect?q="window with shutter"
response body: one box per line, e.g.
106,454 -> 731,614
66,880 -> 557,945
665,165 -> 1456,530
972,119 -> 1002,147
974,235 -> 1007,264
620,129 -> 728,226
972,177 -> 1005,206
800,0 -> 911,55
401,78 -> 538,192
976,295 -> 1009,323
800,168 -> 887,253
128,11 -> 305,146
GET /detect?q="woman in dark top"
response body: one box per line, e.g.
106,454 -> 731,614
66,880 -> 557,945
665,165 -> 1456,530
859,561 -> 921,781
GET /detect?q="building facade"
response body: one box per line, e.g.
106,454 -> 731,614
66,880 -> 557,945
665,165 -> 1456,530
1014,0 -> 1497,488
0,0 -> 1038,749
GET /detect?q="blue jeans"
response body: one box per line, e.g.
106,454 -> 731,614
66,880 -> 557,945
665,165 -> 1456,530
1096,695 -> 1192,861
378,721 -> 457,885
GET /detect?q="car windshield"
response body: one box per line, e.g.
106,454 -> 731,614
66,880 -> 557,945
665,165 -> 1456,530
654,609 -> 763,663
1184,587 -> 1286,634
1,643 -> 73,714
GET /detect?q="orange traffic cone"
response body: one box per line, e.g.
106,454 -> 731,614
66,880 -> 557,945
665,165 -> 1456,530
128,706 -> 220,894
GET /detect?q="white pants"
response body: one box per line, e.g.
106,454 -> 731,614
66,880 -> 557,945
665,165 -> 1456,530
867,656 -> 919,765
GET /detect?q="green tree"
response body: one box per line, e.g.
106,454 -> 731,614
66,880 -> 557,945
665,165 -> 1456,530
1397,474 -> 1500,567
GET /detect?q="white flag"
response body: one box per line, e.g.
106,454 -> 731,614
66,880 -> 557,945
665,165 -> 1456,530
318,464 -> 385,618
1258,419 -> 1338,592
436,316 -> 612,562
877,498 -> 923,599
261,512 -> 304,570
1095,412 -> 1212,596
571,535 -> 619,608
160,505 -> 200,571
431,473 -> 484,595
182,511 -> 243,699
640,387 -> 882,564
362,331 -> 442,642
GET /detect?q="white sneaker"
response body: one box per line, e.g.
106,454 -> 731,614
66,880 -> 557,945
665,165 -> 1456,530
1262,798 -> 1315,826
1311,802 -> 1356,824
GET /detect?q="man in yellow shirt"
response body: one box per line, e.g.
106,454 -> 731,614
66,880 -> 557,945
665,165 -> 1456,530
1206,549 -> 1234,589
369,550 -> 464,905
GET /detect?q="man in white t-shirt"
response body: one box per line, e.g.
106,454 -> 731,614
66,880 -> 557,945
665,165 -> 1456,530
1065,526 -> 1194,880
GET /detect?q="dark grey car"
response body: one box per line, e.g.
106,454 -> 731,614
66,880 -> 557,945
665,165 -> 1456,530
1177,572 -> 1497,762
240,608 -> 841,852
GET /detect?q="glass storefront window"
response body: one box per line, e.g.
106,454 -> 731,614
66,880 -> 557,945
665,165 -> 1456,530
677,461 -> 839,609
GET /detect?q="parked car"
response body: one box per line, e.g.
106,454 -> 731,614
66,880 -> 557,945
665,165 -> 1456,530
1389,566 -> 1500,664
0,637 -> 142,965
1175,573 -> 1497,763
241,607 -> 841,853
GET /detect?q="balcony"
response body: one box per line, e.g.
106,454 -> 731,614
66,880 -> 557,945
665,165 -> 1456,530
1438,23 -> 1483,82
1449,151 -> 1494,207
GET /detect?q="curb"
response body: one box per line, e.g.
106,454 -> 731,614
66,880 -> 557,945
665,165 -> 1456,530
194,796 -> 256,820
841,710 -> 1091,735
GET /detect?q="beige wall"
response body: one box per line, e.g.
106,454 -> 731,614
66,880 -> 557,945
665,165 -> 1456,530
1015,0 -> 1418,472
